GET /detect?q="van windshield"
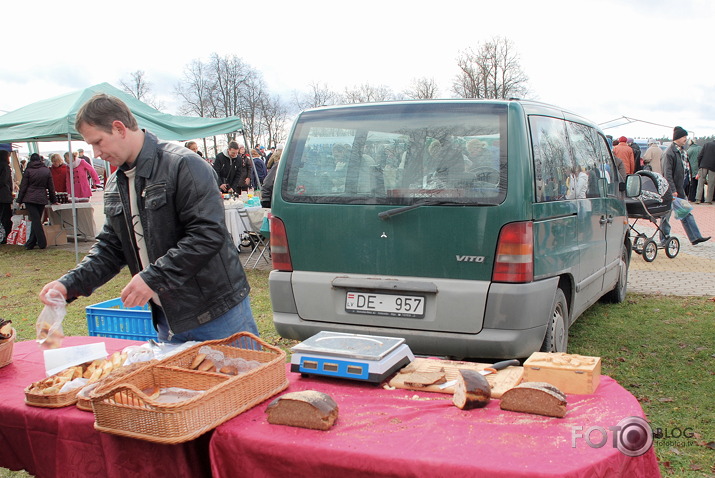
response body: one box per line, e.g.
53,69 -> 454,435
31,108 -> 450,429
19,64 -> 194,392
281,103 -> 508,205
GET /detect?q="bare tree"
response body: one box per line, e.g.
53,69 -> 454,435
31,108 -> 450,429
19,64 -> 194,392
452,37 -> 529,100
175,60 -> 216,154
293,81 -> 342,111
404,77 -> 440,99
208,53 -> 252,144
120,70 -> 164,110
175,60 -> 213,117
239,71 -> 267,149
343,83 -> 394,104
261,94 -> 289,148
175,53 -> 291,154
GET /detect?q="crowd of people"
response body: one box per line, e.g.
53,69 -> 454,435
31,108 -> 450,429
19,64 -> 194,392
611,128 -> 710,246
0,132 -> 284,249
206,139 -> 282,207
1,148 -> 103,249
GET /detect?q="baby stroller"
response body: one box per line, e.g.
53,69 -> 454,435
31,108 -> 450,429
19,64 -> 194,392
626,170 -> 680,262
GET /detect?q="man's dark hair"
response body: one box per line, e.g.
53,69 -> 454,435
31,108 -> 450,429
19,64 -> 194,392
75,93 -> 139,133
228,141 -> 240,150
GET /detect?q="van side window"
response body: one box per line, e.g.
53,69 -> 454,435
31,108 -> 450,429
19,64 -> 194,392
565,121 -> 604,198
594,133 -> 618,196
530,116 -> 573,202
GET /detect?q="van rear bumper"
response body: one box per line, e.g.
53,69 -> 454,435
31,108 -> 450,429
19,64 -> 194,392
274,313 -> 547,359
272,276 -> 559,359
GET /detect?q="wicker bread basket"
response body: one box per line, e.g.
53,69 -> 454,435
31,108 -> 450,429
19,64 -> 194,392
89,332 -> 288,443
25,377 -> 83,408
0,328 -> 16,369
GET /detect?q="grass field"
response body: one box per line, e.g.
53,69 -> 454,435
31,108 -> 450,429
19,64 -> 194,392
1,245 -> 713,477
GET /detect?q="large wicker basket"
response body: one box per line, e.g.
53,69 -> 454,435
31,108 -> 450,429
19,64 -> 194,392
0,328 -> 16,369
89,332 -> 288,444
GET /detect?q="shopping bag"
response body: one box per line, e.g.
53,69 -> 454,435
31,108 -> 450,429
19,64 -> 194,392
6,219 -> 27,245
672,197 -> 693,220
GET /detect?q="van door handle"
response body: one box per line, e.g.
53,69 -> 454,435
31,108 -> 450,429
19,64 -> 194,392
600,215 -> 614,225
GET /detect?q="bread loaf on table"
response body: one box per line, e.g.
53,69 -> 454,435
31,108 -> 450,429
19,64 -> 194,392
452,369 -> 491,410
266,390 -> 338,430
499,381 -> 567,418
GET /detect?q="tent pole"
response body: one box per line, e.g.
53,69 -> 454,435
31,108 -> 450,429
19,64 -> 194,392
67,133 -> 79,264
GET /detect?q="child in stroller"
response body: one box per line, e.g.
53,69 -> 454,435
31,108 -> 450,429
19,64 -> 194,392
626,170 -> 679,262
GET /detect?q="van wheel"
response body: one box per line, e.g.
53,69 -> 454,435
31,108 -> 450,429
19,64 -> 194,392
540,288 -> 568,353
602,246 -> 629,303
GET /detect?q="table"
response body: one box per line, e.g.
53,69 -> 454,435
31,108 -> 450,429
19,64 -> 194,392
0,337 -> 211,478
222,200 -> 267,250
210,367 -> 661,478
47,202 -> 97,240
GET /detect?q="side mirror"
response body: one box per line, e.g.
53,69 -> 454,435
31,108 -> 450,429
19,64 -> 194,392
624,174 -> 641,198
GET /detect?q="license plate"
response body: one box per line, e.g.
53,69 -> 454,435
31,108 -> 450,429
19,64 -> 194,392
345,291 -> 425,318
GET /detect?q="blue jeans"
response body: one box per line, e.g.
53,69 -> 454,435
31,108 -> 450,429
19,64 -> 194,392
156,297 -> 259,343
660,209 -> 703,244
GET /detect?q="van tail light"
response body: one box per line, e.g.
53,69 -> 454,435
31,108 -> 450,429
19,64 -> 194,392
269,215 -> 293,271
492,221 -> 533,283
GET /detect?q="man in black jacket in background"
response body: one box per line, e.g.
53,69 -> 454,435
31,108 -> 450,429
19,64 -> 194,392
39,94 -> 258,343
213,141 -> 252,193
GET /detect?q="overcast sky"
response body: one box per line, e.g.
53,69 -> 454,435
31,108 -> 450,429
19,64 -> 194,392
2,0 -> 714,149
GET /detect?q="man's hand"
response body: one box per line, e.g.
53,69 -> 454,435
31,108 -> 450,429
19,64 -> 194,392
121,274 -> 155,308
39,281 -> 68,305
220,183 -> 229,192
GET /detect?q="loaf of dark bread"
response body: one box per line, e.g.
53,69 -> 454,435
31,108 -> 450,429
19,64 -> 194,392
452,369 -> 491,410
266,390 -> 338,430
499,381 -> 567,418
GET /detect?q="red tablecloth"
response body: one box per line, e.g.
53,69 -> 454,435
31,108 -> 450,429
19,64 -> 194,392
210,367 -> 661,478
0,337 -> 211,478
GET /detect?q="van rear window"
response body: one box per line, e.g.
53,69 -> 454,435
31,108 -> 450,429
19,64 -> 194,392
281,103 -> 507,205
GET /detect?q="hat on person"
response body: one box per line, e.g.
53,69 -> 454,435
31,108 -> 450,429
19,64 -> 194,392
276,143 -> 285,150
673,126 -> 688,141
618,136 -> 627,143
648,138 -> 658,145
29,153 -> 42,162
626,138 -> 634,144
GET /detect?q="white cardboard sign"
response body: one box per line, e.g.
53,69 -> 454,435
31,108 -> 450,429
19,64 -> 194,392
43,342 -> 108,376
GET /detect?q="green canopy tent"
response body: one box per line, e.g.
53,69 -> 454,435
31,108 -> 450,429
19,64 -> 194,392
0,82 -> 243,261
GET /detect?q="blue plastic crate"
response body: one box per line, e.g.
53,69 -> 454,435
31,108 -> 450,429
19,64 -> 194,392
86,297 -> 157,341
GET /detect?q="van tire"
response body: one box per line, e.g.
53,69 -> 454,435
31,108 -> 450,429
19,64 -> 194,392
540,288 -> 568,353
602,245 -> 629,304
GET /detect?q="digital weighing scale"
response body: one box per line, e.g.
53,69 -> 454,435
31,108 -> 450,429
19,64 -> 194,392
290,331 -> 414,383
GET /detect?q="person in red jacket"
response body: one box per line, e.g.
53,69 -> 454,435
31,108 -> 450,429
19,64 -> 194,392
613,136 -> 635,175
49,153 -> 68,193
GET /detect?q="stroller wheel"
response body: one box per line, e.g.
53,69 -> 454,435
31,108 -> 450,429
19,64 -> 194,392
633,233 -> 647,254
643,240 -> 658,262
665,237 -> 680,259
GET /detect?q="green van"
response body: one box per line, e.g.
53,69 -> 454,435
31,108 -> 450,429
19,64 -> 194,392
268,99 -> 633,359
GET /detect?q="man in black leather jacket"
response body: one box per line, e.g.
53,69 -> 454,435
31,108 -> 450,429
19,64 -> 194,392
213,141 -> 252,193
39,94 -> 258,342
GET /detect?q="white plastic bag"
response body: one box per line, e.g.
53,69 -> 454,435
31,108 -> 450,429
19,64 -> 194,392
36,289 -> 66,349
672,197 -> 693,221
